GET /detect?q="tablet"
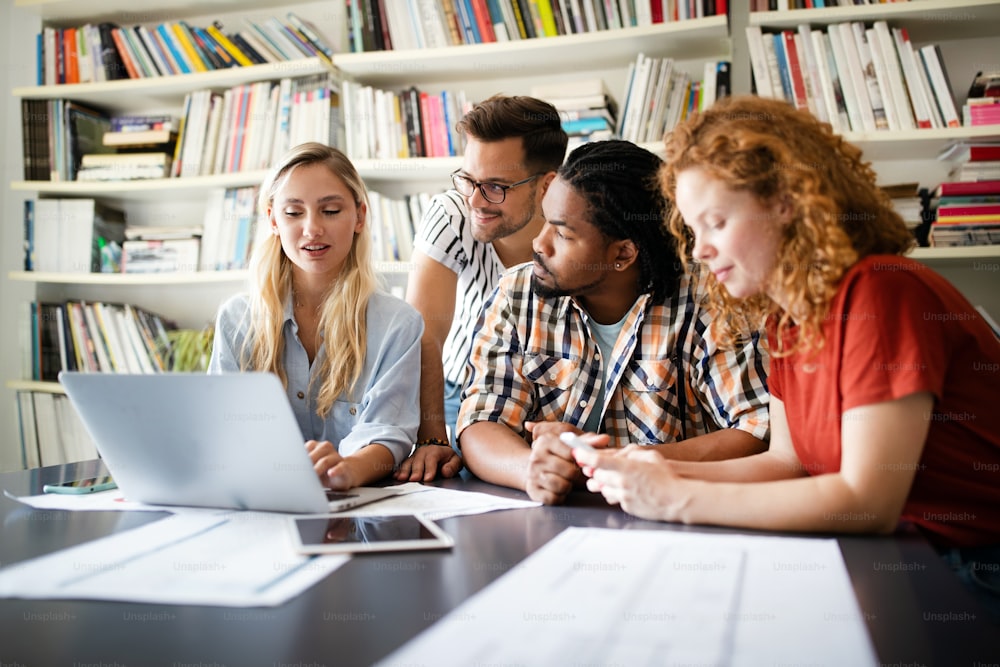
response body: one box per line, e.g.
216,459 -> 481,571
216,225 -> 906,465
288,514 -> 454,554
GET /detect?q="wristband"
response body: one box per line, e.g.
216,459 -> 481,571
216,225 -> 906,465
414,437 -> 450,449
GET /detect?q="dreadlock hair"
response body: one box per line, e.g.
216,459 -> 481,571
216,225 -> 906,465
557,140 -> 681,301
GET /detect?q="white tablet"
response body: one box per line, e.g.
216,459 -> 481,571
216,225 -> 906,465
288,514 -> 454,554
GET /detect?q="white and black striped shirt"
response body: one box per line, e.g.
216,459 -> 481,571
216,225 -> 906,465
413,190 -> 507,386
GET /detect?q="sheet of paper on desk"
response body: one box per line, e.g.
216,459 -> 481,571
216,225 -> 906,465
339,484 -> 541,520
0,512 -> 348,607
2,488 -> 213,513
377,527 -> 878,667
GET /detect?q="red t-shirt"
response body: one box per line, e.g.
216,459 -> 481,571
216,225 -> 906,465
768,255 -> 1000,548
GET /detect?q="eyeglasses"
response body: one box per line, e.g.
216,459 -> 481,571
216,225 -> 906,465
451,171 -> 542,204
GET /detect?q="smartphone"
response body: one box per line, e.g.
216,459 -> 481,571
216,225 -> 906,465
42,475 -> 117,495
559,432 -> 596,452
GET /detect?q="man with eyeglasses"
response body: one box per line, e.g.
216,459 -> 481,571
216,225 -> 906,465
394,95 -> 568,482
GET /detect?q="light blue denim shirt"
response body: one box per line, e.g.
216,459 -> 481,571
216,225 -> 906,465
208,291 -> 423,467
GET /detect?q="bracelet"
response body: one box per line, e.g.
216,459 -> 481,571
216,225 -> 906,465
414,437 -> 450,449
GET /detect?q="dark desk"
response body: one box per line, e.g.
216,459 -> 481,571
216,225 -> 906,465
1,460 -> 997,666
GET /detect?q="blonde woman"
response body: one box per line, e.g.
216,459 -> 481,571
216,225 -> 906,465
208,142 -> 423,490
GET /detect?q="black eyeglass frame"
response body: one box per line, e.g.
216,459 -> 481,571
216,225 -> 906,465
450,171 -> 543,204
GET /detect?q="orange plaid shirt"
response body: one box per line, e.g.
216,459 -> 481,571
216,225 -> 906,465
457,264 -> 770,446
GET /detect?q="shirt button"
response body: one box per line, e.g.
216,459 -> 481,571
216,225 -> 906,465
349,407 -> 357,415
579,400 -> 587,407
595,352 -> 600,359
296,391 -> 305,399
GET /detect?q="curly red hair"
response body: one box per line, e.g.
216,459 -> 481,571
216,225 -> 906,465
659,96 -> 914,356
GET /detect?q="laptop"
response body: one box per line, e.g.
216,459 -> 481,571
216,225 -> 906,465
58,372 -> 401,514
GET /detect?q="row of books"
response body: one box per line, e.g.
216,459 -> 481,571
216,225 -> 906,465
750,0 -> 910,9
199,187 -> 261,272
618,55 -> 730,144
746,21 -> 963,135
23,198 -> 125,273
20,99 -> 113,182
344,0 -> 728,52
36,13 -> 334,85
24,300 -> 174,382
172,74 -> 341,179
342,83 -> 472,160
369,191 -> 438,263
17,391 -> 96,469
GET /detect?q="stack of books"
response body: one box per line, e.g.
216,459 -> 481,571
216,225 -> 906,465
746,21 -> 961,134
343,0 -> 727,52
530,79 -> 617,151
17,390 -> 97,468
963,71 -> 1000,127
882,182 -> 923,234
35,12 -> 334,85
79,115 -> 177,182
341,83 -> 471,160
929,178 -> 1000,248
122,226 -> 202,274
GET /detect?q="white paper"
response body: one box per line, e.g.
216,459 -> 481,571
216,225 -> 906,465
338,484 -> 541,520
378,527 -> 878,667
2,482 -> 535,521
0,512 -> 348,607
3,488 -> 211,513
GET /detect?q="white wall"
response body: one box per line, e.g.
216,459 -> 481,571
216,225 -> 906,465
1,4 -> 39,470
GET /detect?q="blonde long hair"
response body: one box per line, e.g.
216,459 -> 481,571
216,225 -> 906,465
660,96 -> 914,356
241,142 -> 379,417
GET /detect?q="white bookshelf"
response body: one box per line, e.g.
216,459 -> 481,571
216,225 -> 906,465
749,0 -> 1000,42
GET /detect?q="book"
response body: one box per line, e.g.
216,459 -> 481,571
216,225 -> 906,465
935,180 -> 1000,198
122,238 -> 201,273
103,129 -> 177,147
919,45 -> 960,128
937,142 -> 1000,163
64,101 -> 113,181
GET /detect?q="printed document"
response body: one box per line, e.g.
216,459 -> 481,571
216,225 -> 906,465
0,512 -> 347,607
377,527 -> 878,667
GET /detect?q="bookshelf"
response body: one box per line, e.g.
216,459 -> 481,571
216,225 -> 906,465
748,0 -> 1000,285
1,2 -> 734,468
2,1 -> 996,469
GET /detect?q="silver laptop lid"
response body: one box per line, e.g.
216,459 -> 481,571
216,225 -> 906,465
59,372 -> 329,514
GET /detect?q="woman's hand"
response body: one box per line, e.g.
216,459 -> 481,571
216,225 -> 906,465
306,439 -> 358,491
574,445 -> 692,522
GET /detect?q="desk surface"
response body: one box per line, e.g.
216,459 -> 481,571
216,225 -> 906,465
0,460 -> 997,666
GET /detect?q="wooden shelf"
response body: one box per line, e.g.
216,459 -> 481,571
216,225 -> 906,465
333,17 -> 730,86
843,126 -> 1000,162
749,0 -> 1000,42
6,379 -> 63,394
8,261 -> 411,284
11,171 -> 270,200
909,245 -> 1000,261
8,270 -> 249,285
13,0 -> 298,27
11,60 -> 331,113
